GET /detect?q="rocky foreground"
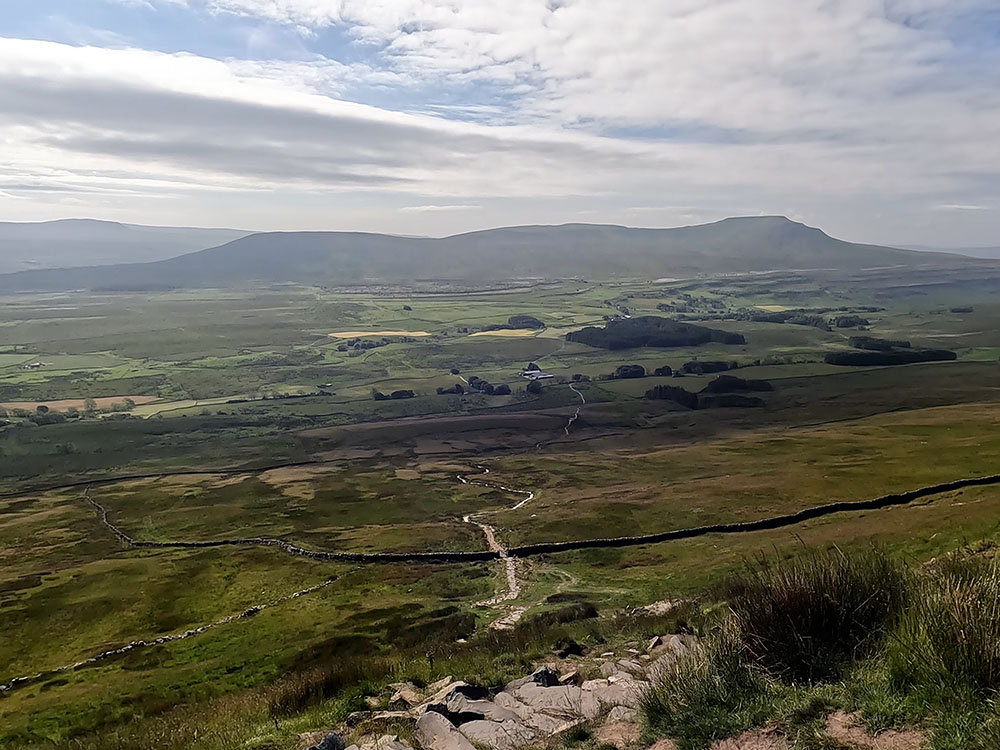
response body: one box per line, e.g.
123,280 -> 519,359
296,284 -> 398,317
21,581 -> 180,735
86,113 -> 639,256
301,631 -> 925,750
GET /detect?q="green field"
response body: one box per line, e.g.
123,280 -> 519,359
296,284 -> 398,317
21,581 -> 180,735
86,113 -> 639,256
4,271 -> 1000,747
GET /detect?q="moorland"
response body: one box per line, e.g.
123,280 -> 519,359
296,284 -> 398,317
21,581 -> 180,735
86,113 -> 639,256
3,222 -> 1000,749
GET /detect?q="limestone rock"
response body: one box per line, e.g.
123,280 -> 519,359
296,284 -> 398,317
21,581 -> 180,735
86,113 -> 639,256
390,683 -> 423,707
509,682 -> 601,720
581,678 -> 648,709
444,694 -> 523,725
458,719 -> 537,750
416,711 -> 476,750
600,661 -> 620,677
493,692 -> 572,735
605,706 -> 638,724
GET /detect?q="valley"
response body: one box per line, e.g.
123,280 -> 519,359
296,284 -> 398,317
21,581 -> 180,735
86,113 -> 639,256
3,261 -> 1000,747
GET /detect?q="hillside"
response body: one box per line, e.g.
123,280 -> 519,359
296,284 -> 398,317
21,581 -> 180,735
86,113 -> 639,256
0,216 -> 982,291
0,219 -> 249,274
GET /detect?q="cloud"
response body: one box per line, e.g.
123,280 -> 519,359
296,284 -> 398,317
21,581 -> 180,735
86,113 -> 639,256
401,204 -> 482,212
934,203 -> 991,211
2,1 -> 1000,243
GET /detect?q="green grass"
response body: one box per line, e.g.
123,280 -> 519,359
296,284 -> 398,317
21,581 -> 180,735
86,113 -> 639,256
643,548 -> 1000,750
6,278 -> 1000,746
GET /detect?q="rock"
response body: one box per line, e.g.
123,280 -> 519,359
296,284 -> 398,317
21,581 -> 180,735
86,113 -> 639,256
626,649 -> 641,656
493,692 -> 572,735
642,600 -> 685,617
390,683 -> 423,707
446,682 -> 490,701
606,706 -> 638,724
595,721 -> 641,749
509,682 -> 601,721
458,719 -> 537,750
648,740 -> 679,750
581,678 -> 649,709
307,731 -> 347,750
648,636 -> 698,681
600,661 -> 620,677
558,670 -> 579,685
600,651 -> 615,658
647,636 -> 663,652
369,711 -> 415,723
426,676 -> 456,694
616,659 -> 645,676
530,666 -> 561,687
416,711 -> 476,750
415,681 -> 487,715
359,736 -> 412,750
365,696 -> 384,710
444,694 -> 523,725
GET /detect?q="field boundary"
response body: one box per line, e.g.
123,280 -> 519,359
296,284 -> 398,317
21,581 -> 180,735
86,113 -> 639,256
80,470 -> 1000,563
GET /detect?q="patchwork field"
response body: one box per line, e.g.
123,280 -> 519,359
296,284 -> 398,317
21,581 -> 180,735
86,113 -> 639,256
3,270 -> 1000,746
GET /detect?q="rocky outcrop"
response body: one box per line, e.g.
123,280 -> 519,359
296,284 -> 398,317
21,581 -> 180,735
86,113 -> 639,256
416,711 -> 476,750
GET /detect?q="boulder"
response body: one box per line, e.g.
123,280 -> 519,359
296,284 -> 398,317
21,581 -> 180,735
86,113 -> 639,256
605,706 -> 638,724
458,719 -> 537,750
390,683 -> 423,707
415,711 -> 476,750
359,736 -> 412,750
509,682 -> 601,720
558,670 -> 580,685
616,659 -> 645,677
443,694 -> 523,725
307,731 -> 347,750
600,661 -> 620,677
581,678 -> 648,709
493,692 -> 571,735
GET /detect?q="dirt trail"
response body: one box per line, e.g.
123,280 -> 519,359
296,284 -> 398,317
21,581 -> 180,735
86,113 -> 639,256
458,466 -> 532,627
458,382 -> 586,628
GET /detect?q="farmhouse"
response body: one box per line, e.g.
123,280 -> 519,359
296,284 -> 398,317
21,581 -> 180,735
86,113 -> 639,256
519,368 -> 554,381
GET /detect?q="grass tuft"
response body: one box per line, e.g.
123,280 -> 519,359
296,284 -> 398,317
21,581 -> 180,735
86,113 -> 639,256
725,547 -> 908,683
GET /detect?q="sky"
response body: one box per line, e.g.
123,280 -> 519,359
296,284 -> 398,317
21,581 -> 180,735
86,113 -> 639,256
0,1 -> 998,246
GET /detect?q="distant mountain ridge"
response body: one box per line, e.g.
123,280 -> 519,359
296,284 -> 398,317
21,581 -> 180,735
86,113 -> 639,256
0,216 -> 983,292
0,219 -> 250,274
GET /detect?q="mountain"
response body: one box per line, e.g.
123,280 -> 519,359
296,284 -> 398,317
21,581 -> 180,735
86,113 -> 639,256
905,243 -> 1000,260
0,219 -> 250,274
0,216 -> 982,292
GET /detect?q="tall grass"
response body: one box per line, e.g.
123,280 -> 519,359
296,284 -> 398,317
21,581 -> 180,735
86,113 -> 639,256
725,548 -> 908,683
887,554 -> 1000,698
642,624 -> 771,746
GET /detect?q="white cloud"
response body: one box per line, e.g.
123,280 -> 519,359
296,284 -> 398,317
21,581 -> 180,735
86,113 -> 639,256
934,203 -> 991,211
401,204 -> 482,212
3,0 -> 1000,243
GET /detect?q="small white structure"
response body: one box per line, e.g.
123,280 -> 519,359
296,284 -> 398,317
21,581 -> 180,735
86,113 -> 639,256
519,369 -> 554,381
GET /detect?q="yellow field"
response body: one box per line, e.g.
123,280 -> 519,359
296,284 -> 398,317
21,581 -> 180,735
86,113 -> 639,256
328,330 -> 431,338
756,304 -> 793,312
0,396 -> 161,412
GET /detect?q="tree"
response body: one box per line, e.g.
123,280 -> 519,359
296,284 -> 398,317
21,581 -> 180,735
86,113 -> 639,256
526,380 -> 543,395
83,397 -> 98,413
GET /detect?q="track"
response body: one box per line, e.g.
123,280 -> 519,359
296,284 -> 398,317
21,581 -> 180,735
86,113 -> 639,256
11,381 -> 1000,689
